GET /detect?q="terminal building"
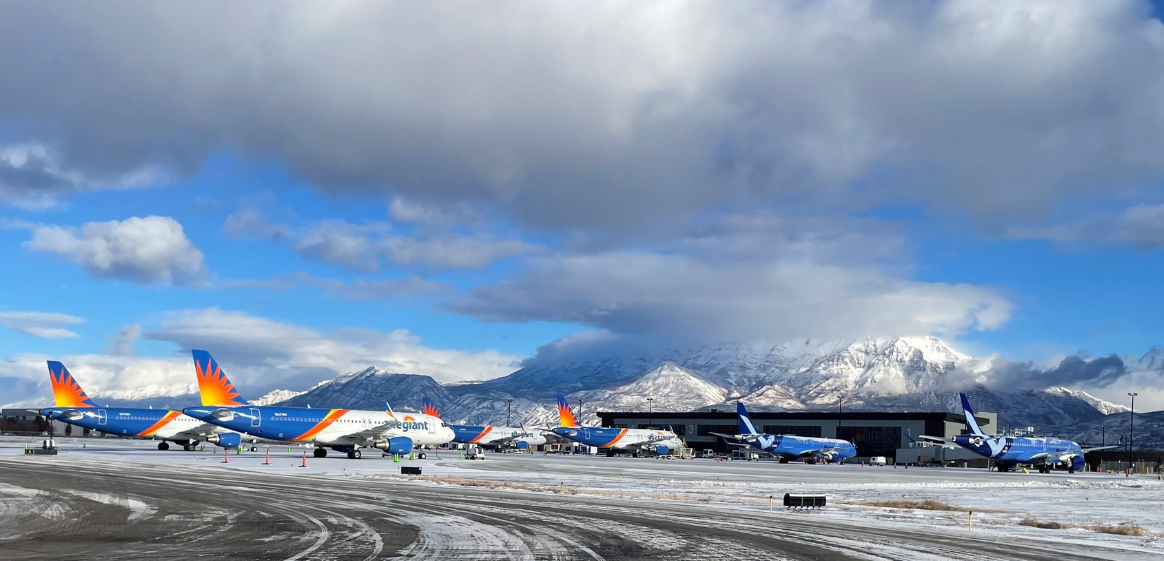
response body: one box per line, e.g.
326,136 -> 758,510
597,408 -> 997,465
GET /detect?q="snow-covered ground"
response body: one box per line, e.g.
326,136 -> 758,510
5,436 -> 1163,557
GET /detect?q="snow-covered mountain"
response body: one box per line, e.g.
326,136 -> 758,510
1042,387 -> 1130,416
252,389 -> 306,406
43,335 -> 1152,442
574,362 -> 728,413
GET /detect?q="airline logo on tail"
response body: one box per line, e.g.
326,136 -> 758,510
960,393 -> 1004,456
192,350 -> 248,406
556,396 -> 579,428
422,397 -> 441,418
737,401 -> 759,436
47,361 -> 99,408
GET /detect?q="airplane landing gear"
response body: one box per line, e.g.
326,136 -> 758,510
313,448 -> 327,458
779,458 -> 789,464
606,450 -> 616,457
183,442 -> 196,451
417,452 -> 426,459
346,449 -> 362,459
158,442 -> 170,451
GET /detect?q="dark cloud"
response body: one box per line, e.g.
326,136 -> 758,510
447,217 -> 1012,343
1008,204 -> 1164,250
1,2 -> 1163,228
950,354 -> 1130,392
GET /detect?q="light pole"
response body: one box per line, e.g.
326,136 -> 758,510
507,399 -> 513,427
1128,392 -> 1137,472
647,397 -> 654,429
578,399 -> 583,426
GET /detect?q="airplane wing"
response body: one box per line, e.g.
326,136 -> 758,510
329,420 -> 401,444
1080,446 -> 1118,454
918,435 -> 952,443
709,432 -> 761,443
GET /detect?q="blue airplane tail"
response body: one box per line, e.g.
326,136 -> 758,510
959,393 -> 986,436
192,350 -> 249,406
736,401 -> 759,436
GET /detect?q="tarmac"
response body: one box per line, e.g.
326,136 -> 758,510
1,437 -> 1161,560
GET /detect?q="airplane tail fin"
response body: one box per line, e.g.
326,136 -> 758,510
422,396 -> 441,418
556,396 -> 579,428
737,401 -> 759,436
959,392 -> 986,436
47,361 -> 99,408
191,350 -> 249,406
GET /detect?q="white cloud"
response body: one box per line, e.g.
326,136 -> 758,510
0,308 -> 521,407
142,308 -> 520,389
20,216 -> 207,285
0,143 -> 165,209
2,2 -> 1163,229
0,311 -> 86,339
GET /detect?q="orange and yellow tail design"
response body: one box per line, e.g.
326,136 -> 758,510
556,396 -> 579,428
192,350 -> 248,406
422,397 -> 441,418
47,361 -> 99,408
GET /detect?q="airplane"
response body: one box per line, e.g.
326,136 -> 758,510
917,393 -> 1114,473
39,361 -> 243,451
181,350 -> 454,459
711,401 -> 857,464
422,397 -> 547,450
551,396 -> 683,457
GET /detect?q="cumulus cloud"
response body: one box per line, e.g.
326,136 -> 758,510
17,216 -> 206,285
106,323 -> 141,356
0,143 -> 164,209
2,2 -> 1163,229
292,219 -> 540,270
1008,204 -> 1164,249
0,311 -> 85,339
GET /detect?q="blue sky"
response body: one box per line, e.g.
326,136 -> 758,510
2,1 -> 1164,409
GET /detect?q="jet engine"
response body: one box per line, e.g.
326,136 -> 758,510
654,445 -> 670,456
374,436 -> 414,455
207,432 -> 241,449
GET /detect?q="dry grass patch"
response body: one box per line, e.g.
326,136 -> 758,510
1083,523 -> 1150,537
1019,517 -> 1062,530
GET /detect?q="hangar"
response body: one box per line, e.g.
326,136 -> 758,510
598,408 -> 997,464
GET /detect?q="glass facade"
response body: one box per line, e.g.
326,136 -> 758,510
837,426 -> 901,457
697,424 -> 737,437
761,425 -> 822,438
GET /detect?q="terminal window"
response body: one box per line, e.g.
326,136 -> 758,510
761,425 -> 822,438
696,424 -> 737,437
836,426 -> 902,457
